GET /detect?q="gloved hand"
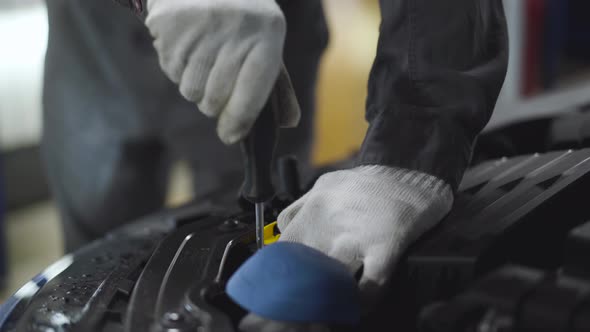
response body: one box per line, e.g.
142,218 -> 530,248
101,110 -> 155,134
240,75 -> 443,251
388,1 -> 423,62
279,165 -> 453,302
145,0 -> 299,144
240,166 -> 453,332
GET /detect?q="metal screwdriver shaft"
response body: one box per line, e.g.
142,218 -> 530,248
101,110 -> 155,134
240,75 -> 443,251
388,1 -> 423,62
255,203 -> 265,249
240,96 -> 279,250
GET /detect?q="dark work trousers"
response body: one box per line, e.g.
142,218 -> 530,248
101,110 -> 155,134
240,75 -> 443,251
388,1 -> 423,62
41,0 -> 328,252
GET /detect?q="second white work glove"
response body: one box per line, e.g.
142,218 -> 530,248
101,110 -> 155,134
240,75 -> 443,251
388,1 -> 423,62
278,166 -> 454,303
146,0 -> 298,144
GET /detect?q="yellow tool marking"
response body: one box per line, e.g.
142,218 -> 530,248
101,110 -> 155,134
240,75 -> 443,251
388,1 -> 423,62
263,221 -> 281,245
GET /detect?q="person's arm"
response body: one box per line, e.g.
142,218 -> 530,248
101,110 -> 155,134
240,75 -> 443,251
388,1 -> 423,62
360,0 -> 508,191
112,0 -> 296,145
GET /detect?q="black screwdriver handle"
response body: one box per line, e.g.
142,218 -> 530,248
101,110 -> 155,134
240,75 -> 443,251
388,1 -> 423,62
240,97 -> 279,204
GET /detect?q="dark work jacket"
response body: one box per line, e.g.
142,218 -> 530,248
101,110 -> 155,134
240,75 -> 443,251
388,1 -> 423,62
361,1 -> 509,191
73,0 -> 509,192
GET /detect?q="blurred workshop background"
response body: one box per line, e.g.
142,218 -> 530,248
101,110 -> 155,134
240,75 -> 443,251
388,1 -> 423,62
1,0 -> 590,300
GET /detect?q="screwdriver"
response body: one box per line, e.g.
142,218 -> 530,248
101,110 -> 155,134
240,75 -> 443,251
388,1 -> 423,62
240,96 -> 279,250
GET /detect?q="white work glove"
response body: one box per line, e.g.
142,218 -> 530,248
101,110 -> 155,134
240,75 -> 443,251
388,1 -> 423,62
240,166 -> 454,332
145,0 -> 299,144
